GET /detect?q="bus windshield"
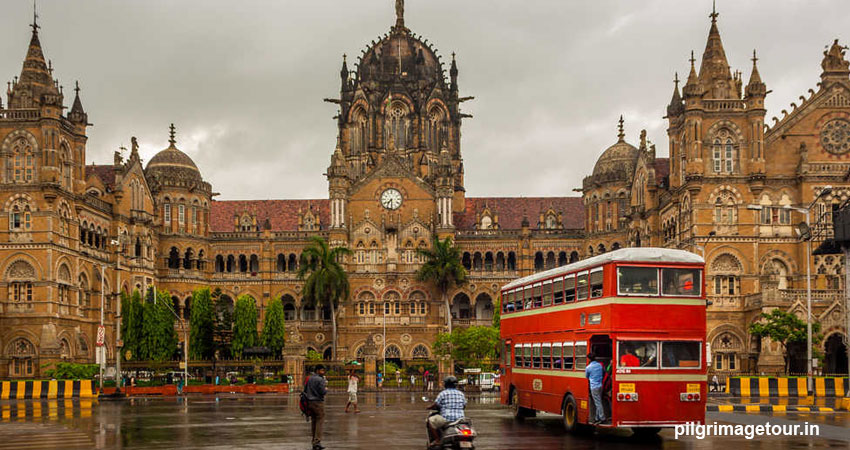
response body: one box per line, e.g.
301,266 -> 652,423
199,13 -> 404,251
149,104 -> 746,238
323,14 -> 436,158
617,267 -> 658,295
618,340 -> 702,369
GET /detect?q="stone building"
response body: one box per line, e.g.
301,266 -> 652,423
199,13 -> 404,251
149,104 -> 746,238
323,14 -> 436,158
0,4 -> 847,378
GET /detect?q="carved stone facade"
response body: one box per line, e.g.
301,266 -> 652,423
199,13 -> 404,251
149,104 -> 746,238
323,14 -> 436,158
0,5 -> 847,378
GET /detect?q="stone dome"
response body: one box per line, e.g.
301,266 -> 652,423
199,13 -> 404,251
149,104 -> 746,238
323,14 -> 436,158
145,143 -> 204,185
591,139 -> 639,184
356,27 -> 445,85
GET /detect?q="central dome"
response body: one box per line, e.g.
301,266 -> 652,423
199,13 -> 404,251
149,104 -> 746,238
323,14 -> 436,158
144,125 -> 204,186
356,25 -> 445,84
590,118 -> 640,183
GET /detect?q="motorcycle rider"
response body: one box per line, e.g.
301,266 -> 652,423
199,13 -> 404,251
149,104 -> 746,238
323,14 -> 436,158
426,376 -> 467,447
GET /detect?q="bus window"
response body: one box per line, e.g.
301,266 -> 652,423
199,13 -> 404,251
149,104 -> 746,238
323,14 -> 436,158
576,272 -> 589,300
574,342 -> 587,370
542,281 -> 553,306
661,341 -> 702,368
590,268 -> 604,298
553,277 -> 564,304
662,268 -> 702,297
542,343 -> 551,369
524,286 -> 533,310
617,266 -> 659,295
514,344 -> 522,367
532,344 -> 541,368
565,275 -> 576,302
504,292 -> 513,313
563,343 -> 574,369
553,343 -> 563,369
523,344 -> 532,367
532,283 -> 543,308
618,341 -> 658,368
514,289 -> 523,311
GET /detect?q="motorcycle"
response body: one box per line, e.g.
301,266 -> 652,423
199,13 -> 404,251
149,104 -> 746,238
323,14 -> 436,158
424,397 -> 477,450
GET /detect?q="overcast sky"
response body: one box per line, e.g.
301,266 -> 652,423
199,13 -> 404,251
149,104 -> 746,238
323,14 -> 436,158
1,0 -> 848,200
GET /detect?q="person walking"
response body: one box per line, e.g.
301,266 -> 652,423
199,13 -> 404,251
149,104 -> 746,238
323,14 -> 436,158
177,375 -> 184,395
585,353 -> 607,424
396,370 -> 402,388
410,373 -> 417,391
711,374 -> 720,392
304,365 -> 328,450
345,370 -> 361,413
377,371 -> 383,390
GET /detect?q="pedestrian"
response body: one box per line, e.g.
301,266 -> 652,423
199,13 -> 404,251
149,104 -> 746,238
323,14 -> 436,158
377,371 -> 383,390
585,352 -> 607,424
422,370 -> 428,392
427,372 -> 434,391
177,376 -> 184,395
304,364 -> 328,450
215,374 -> 220,386
396,370 -> 401,388
410,373 -> 416,391
711,374 -> 719,392
345,370 -> 361,413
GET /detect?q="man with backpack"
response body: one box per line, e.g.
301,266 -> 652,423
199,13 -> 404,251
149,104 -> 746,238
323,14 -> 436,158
303,365 -> 328,450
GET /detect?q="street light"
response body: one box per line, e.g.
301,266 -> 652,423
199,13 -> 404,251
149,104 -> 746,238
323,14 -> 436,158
747,185 -> 832,394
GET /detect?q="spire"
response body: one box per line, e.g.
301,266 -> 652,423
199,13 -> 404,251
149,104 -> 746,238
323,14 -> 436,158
68,80 -> 88,124
667,72 -> 684,117
340,54 -> 348,81
698,4 -> 735,99
450,52 -> 458,91
617,115 -> 625,142
745,50 -> 767,101
10,2 -> 59,109
683,51 -> 702,98
168,123 -> 177,147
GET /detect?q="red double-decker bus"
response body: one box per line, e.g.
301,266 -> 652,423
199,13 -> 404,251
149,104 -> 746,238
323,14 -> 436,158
499,248 -> 706,435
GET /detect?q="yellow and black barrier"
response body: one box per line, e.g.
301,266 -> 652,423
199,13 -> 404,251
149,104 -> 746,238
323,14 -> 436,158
0,380 -> 96,399
707,404 -> 836,413
726,377 -> 848,397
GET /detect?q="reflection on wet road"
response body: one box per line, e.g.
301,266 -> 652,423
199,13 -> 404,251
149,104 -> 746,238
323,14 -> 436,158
0,393 -> 847,449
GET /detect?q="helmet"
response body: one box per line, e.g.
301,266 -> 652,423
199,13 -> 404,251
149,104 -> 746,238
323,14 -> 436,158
444,376 -> 458,389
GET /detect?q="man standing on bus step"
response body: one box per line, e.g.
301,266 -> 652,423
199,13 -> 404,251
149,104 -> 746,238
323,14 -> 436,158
304,365 -> 328,450
585,353 -> 607,424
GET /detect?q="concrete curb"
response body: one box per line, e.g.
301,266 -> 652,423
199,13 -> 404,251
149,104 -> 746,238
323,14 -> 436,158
839,398 -> 850,411
707,404 -> 836,413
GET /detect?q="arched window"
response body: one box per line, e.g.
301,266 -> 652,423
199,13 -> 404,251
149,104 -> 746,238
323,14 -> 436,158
534,252 -> 544,271
282,295 -> 296,321
9,201 -> 32,231
215,255 -> 225,273
183,248 -> 194,270
386,103 -> 409,149
545,251 -> 555,269
384,345 -> 402,359
277,254 -> 286,272
239,255 -> 248,272
10,137 -> 35,183
495,252 -> 506,271
484,252 -> 494,271
711,254 -> 742,296
288,254 -> 298,272
168,247 -> 180,269
249,255 -> 259,273
507,252 -> 517,271
558,251 -> 567,266
714,192 -> 737,225
426,107 -> 445,151
462,252 -> 471,270
412,344 -> 430,359
351,109 -> 368,155
712,129 -> 737,174
8,338 -> 36,377
78,273 -> 90,306
7,260 -> 36,305
226,255 -> 235,273
570,251 -> 579,263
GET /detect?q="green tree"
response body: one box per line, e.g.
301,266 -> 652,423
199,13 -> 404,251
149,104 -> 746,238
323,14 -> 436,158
262,296 -> 286,357
493,295 -> 501,329
140,290 -> 178,362
212,288 -> 233,358
298,236 -> 351,361
189,288 -> 216,359
231,294 -> 259,358
306,349 -> 323,362
416,236 -> 467,334
120,290 -> 144,361
749,308 -> 822,374
434,326 -> 500,368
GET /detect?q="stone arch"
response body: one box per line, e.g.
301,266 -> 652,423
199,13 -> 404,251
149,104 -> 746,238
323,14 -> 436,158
705,120 -> 745,147
451,292 -> 472,319
708,185 -> 744,205
4,258 -> 37,281
707,247 -> 748,273
384,344 -> 402,360
474,293 -> 494,322
3,193 -> 38,212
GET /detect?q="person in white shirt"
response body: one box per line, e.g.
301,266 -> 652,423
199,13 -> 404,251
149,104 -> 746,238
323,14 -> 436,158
345,370 -> 361,413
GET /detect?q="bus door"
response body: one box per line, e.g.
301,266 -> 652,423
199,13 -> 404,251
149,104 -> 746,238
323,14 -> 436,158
589,335 -> 613,421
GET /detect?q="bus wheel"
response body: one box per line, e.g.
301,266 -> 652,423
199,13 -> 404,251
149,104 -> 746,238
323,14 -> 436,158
632,427 -> 661,438
562,395 -> 579,432
510,388 -> 535,420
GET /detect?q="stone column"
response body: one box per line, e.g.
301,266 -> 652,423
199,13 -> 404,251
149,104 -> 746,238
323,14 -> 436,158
283,340 -> 306,386
438,355 -> 453,386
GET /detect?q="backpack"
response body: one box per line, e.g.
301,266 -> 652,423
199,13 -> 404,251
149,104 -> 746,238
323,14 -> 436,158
299,377 -> 310,421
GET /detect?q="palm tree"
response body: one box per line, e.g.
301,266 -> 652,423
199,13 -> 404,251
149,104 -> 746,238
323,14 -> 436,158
297,236 -> 351,361
416,236 -> 467,334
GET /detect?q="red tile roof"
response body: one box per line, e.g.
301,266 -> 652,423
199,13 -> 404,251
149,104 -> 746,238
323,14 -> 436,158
653,158 -> 670,182
210,199 -> 329,232
454,197 -> 585,230
86,164 -> 117,188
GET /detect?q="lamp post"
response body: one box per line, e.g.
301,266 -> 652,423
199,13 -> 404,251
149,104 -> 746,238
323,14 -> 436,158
159,296 -> 190,385
748,185 -> 831,394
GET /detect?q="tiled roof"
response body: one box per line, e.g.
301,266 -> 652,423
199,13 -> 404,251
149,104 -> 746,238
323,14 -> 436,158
210,199 -> 329,232
653,158 -> 670,182
85,164 -> 117,188
454,197 -> 585,230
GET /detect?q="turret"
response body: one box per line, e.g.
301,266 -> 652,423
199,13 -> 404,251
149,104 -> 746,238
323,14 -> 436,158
68,81 -> 88,124
450,52 -> 458,92
820,39 -> 850,87
666,72 -> 684,118
745,50 -> 767,100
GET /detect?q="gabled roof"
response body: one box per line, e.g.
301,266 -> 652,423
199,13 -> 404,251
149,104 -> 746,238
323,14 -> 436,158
653,158 -> 670,182
210,199 -> 329,232
85,164 -> 117,189
453,197 -> 585,230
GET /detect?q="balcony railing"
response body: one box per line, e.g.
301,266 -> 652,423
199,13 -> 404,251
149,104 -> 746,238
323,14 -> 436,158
0,109 -> 40,120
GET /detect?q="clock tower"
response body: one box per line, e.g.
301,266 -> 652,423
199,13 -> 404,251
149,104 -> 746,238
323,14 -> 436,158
326,1 -> 470,260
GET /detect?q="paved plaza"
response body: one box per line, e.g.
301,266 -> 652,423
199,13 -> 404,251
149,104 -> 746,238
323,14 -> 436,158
0,393 -> 848,449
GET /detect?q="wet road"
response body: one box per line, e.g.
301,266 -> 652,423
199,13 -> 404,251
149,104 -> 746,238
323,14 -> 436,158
0,393 -> 847,449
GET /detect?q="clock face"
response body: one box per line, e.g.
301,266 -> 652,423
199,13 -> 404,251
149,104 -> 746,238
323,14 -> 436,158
380,188 -> 403,210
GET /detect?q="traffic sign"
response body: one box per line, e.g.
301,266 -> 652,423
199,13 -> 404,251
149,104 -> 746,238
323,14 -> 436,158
96,325 -> 106,346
